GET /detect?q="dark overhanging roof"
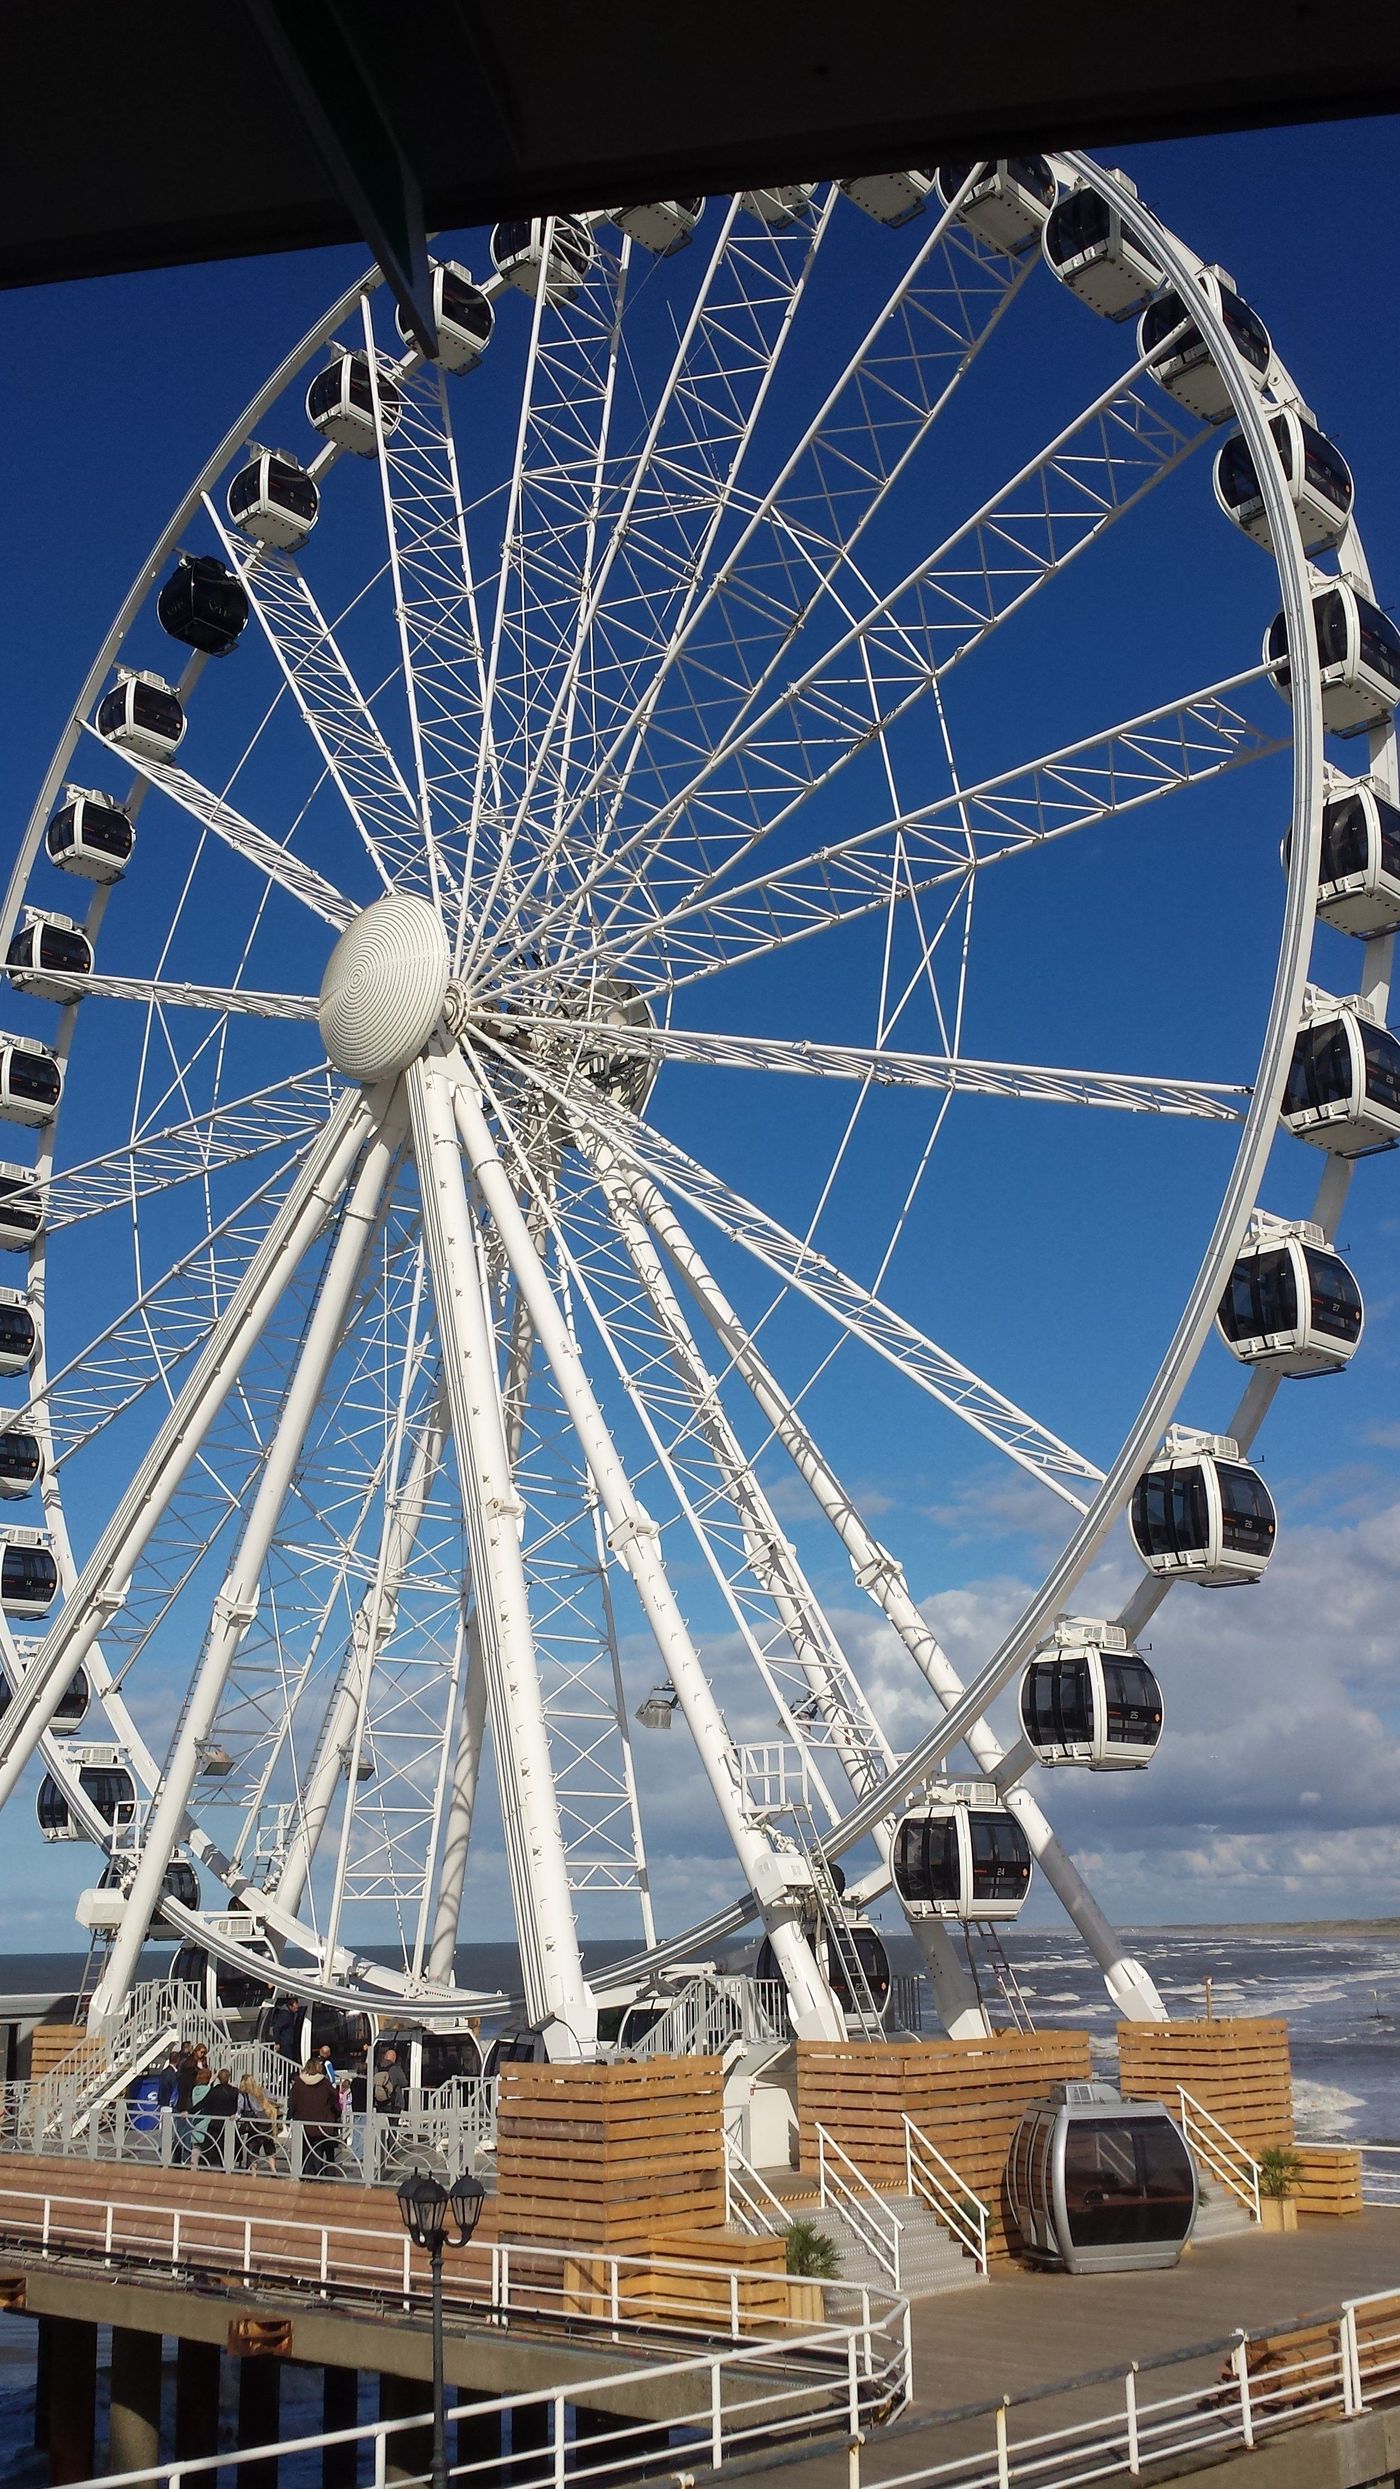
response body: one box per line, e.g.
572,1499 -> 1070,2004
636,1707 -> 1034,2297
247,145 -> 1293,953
5,0 -> 1399,293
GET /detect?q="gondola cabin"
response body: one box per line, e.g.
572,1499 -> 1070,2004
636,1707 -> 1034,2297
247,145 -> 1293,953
740,186 -> 816,226
892,1786 -> 1033,1922
1130,1427 -> 1276,1585
0,1661 -> 88,1734
37,1748 -> 136,1842
1019,1619 -> 1163,1769
935,159 -> 1057,253
397,263 -> 495,371
157,554 -> 249,656
171,1921 -> 277,2017
0,1529 -> 59,1618
0,1038 -> 62,1128
0,1289 -> 37,1377
1281,992 -> 1400,1154
1266,583 -> 1400,737
45,790 -> 135,883
6,912 -> 92,1004
1042,174 -> 1161,320
838,170 -> 933,227
0,1430 -> 40,1498
756,1914 -> 893,2027
1007,2083 -> 1197,2273
1138,268 -> 1272,424
88,1853 -> 201,1937
612,199 -> 703,255
306,351 -> 402,456
0,1165 -> 42,1252
1218,1215 -> 1363,1374
227,449 -> 320,550
1302,782 -> 1400,937
1213,411 -> 1354,556
482,2026 -> 549,2077
373,2024 -> 484,2094
491,216 -> 595,303
95,671 -> 186,764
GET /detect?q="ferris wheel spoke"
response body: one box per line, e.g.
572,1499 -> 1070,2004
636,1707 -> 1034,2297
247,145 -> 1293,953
55,971 -> 319,1022
550,1069 -> 1100,1507
77,728 -> 355,931
205,497 -> 425,896
506,1013 -> 1249,1120
599,668 -> 1284,995
488,194 -> 1034,966
34,1067 -> 335,1233
538,356 -> 1206,959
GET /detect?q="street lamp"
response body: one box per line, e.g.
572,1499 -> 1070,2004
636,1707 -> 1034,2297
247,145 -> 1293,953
396,2167 -> 486,2489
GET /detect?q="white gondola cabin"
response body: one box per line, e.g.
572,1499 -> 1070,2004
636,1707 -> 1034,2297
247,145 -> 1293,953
838,170 -> 933,228
306,350 -> 402,455
373,2024 -> 484,2092
1138,267 -> 1271,423
0,1165 -> 42,1253
6,912 -> 92,1004
934,158 -> 1056,253
0,1430 -> 40,1498
37,1748 -> 136,1842
171,1920 -> 278,2017
1007,2084 -> 1197,2274
95,671 -> 186,764
1019,1620 -> 1163,1769
612,199 -> 703,255
0,1289 -> 37,1378
1218,1214 -> 1362,1374
0,1037 -> 62,1128
756,1914 -> 893,2025
227,448 -> 320,550
740,185 -> 816,227
1282,991 -> 1400,1154
45,790 -> 134,884
491,216 -> 595,303
0,1658 -> 86,1729
1266,582 -> 1400,738
157,553 -> 250,655
1299,782 -> 1400,937
397,263 -> 495,371
1130,1427 -> 1276,1585
1213,411 -> 1354,555
892,1785 -> 1033,1922
0,1529 -> 58,1618
1042,174 -> 1161,320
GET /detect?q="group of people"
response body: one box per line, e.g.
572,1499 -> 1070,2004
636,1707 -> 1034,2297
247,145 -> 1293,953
134,2037 -> 414,2180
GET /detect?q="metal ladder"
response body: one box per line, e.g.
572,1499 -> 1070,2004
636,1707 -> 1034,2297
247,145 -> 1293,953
961,1921 -> 1036,2033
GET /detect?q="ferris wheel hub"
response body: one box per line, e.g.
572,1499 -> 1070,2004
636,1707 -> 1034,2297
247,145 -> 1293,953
317,893 -> 451,1082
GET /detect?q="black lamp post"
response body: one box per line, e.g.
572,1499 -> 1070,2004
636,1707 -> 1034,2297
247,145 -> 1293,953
397,2167 -> 486,2489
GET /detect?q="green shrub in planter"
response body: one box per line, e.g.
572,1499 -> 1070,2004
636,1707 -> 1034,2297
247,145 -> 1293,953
785,2217 -> 841,2278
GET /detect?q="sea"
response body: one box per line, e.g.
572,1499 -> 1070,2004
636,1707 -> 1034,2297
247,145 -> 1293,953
0,1918 -> 1395,2481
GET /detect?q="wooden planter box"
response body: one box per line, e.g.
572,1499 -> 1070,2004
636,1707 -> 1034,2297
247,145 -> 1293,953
1294,2146 -> 1363,2219
1259,2196 -> 1299,2232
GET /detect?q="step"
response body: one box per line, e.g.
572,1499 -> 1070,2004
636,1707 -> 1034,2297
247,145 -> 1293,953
1193,2189 -> 1260,2244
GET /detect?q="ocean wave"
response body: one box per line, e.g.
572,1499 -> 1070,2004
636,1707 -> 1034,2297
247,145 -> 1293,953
1292,2076 -> 1368,2138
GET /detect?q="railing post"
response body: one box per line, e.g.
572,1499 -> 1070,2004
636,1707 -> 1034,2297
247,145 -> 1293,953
1125,2363 -> 1140,2474
1231,2335 -> 1254,2450
710,2357 -> 723,2468
994,2398 -> 1011,2489
554,2392 -> 567,2489
847,2432 -> 864,2489
1341,2303 -> 1365,2414
171,2210 -> 181,2270
903,2113 -> 913,2199
729,2270 -> 740,2336
818,2125 -> 827,2208
847,2330 -> 860,2438
860,2287 -> 872,2378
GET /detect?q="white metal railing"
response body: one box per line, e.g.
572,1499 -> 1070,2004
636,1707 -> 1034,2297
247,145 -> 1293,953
816,2123 -> 903,2289
1309,2139 -> 1400,2205
830,2280 -> 1400,2489
66,2294 -> 910,2489
902,2115 -> 988,2275
629,1978 -> 744,2063
724,2134 -> 791,2237
1177,2086 -> 1261,2221
0,2077 -> 500,2184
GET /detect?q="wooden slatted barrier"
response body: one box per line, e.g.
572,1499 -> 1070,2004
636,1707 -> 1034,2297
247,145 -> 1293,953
1117,2017 -> 1293,2154
1294,2144 -> 1364,2219
495,2056 -> 727,2251
796,2032 -> 1093,2260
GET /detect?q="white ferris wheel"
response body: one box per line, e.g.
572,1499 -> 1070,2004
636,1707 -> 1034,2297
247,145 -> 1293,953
1,154 -> 1394,2059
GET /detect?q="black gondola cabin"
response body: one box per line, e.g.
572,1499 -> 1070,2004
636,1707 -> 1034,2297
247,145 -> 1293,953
1218,1215 -> 1362,1374
1282,994 -> 1400,1153
1019,1620 -> 1163,1769
7,913 -> 92,1004
45,791 -> 134,883
1130,1428 -> 1276,1585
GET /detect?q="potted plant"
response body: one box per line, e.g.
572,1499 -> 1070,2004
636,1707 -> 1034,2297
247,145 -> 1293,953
1257,2145 -> 1303,2231
785,2215 -> 840,2320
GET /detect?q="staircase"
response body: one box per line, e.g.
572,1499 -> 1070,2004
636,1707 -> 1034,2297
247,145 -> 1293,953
746,2141 -> 986,2299
1175,2086 -> 1266,2245
1193,2189 -> 1257,2244
34,1980 -> 240,2141
816,2192 -> 987,2296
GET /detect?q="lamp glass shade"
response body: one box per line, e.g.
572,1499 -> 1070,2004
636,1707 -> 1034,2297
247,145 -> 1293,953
397,2169 -> 449,2248
449,2170 -> 486,2243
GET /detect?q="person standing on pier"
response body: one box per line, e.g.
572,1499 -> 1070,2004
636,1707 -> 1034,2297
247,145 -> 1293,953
289,2057 -> 342,2179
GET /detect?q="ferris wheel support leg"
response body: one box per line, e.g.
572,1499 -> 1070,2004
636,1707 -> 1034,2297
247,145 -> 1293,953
89,1100 -> 407,2027
589,1143 -> 989,2039
454,1072 -> 846,2042
427,1622 -> 489,1985
0,1089 -> 377,1825
408,1050 -> 597,2058
602,1148 -> 1168,2028
273,1396 -> 451,1923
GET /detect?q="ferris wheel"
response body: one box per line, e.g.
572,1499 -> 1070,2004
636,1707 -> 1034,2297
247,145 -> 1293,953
0,153 -> 1393,2057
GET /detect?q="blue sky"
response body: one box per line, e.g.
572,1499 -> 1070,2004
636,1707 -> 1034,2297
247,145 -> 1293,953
1,120 -> 1399,1961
